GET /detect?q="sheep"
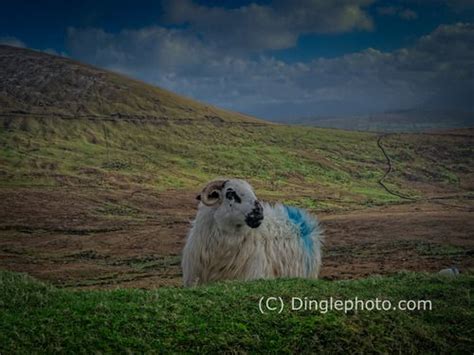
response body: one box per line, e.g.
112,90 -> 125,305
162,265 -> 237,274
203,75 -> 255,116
182,179 -> 323,286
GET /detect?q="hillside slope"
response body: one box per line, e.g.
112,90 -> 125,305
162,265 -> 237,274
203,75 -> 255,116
0,45 -> 259,123
0,46 -> 473,287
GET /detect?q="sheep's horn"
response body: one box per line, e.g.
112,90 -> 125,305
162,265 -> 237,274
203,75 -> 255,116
199,180 -> 228,206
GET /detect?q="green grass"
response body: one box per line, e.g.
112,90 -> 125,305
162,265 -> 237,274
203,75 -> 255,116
1,46 -> 473,211
0,271 -> 472,353
2,117 -> 470,212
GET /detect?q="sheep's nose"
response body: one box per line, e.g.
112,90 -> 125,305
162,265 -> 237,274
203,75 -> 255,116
245,201 -> 264,228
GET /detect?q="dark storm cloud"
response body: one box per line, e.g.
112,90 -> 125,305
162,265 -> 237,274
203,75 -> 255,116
66,1 -> 474,118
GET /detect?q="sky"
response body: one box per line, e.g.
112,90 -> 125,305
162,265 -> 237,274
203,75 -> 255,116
1,0 -> 473,119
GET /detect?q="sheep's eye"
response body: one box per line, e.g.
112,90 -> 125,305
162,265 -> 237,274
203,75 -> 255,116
225,189 -> 242,203
209,191 -> 220,199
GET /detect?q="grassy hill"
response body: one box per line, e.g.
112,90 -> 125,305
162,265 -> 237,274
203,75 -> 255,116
0,45 -> 258,123
1,45 -> 472,210
0,46 -> 473,352
2,116 -> 473,211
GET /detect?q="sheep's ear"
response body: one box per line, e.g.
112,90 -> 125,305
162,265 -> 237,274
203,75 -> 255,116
196,194 -> 201,201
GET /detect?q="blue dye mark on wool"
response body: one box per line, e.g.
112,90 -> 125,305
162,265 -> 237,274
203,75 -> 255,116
283,205 -> 318,274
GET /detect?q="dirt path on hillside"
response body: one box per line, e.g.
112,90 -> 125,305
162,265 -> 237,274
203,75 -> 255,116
377,134 -> 416,200
377,134 -> 472,211
0,188 -> 472,289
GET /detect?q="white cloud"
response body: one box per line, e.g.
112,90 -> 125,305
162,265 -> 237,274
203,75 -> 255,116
162,0 -> 374,52
66,22 -> 474,118
444,0 -> 474,10
376,6 -> 418,20
0,36 -> 26,48
399,9 -> 418,20
0,36 -> 69,57
41,48 -> 68,57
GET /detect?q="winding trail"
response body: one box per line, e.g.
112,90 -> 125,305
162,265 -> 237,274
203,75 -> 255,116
376,134 -> 416,200
376,134 -> 472,210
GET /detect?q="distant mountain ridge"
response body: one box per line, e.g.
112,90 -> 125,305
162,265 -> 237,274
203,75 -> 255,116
0,45 -> 260,124
271,110 -> 473,132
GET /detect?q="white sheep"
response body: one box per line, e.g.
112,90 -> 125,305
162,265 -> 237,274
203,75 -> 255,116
182,179 -> 323,286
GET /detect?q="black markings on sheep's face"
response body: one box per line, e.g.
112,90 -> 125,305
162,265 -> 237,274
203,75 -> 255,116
245,200 -> 264,228
212,179 -> 264,232
225,189 -> 242,203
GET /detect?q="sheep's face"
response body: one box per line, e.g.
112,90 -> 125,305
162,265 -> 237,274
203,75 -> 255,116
197,179 -> 264,231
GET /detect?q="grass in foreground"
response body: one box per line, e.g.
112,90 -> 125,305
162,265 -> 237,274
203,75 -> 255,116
0,271 -> 472,353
